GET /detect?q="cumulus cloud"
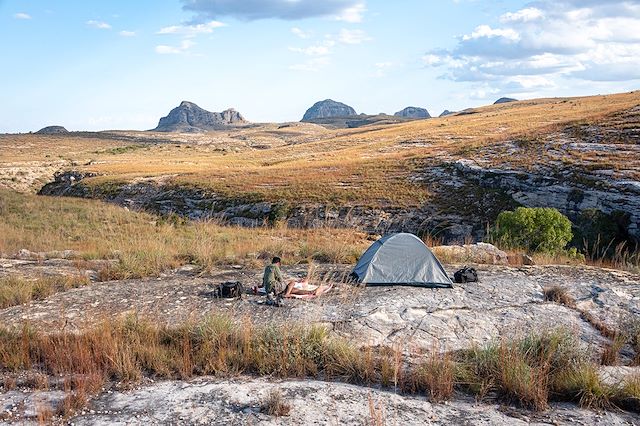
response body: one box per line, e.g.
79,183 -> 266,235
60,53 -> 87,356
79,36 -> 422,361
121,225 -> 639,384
86,20 -> 111,30
335,2 -> 366,23
424,0 -> 640,99
500,7 -> 543,23
157,20 -> 225,36
180,0 -> 366,22
14,12 -> 31,20
155,39 -> 195,54
119,30 -> 136,37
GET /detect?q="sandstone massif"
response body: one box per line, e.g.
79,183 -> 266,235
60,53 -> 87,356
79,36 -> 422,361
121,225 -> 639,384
301,99 -> 357,121
394,106 -> 431,119
152,101 -> 248,133
35,125 -> 68,134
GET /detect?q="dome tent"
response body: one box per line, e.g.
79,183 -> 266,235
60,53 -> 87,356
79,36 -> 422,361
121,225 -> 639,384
352,233 -> 453,288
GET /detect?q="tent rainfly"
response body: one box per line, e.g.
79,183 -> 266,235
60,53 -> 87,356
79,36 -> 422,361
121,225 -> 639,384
351,233 -> 453,288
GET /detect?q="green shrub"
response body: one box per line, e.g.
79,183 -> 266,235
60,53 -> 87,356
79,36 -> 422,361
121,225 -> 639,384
491,207 -> 573,254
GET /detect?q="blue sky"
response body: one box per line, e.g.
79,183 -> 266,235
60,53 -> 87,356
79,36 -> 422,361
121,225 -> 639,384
2,0 -> 639,132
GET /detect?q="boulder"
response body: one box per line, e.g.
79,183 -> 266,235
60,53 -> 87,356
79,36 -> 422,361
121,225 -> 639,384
432,243 -> 509,265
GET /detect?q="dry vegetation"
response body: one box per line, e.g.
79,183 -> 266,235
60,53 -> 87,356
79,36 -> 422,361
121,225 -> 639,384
0,275 -> 89,309
0,316 -> 638,418
3,92 -> 639,206
0,190 -> 369,280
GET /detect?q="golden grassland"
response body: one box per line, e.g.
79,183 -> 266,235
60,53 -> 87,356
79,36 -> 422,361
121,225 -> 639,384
3,91 -> 638,205
0,316 -> 638,419
0,190 -> 369,280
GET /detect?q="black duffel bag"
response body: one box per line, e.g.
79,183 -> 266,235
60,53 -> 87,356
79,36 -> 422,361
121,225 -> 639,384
215,281 -> 245,299
454,267 -> 478,283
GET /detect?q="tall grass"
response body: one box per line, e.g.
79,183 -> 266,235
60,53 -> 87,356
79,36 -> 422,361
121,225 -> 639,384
0,275 -> 90,309
455,330 -> 619,411
0,317 -> 637,416
0,190 -> 368,279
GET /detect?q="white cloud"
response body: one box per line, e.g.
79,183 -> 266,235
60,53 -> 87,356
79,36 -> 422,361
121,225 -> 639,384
291,27 -> 311,39
336,2 -> 366,23
422,54 -> 443,66
500,7 -> 544,23
462,25 -> 520,42
119,30 -> 136,37
155,39 -> 195,54
14,12 -> 31,20
157,21 -> 226,37
86,20 -> 111,30
425,0 -> 640,97
338,29 -> 371,44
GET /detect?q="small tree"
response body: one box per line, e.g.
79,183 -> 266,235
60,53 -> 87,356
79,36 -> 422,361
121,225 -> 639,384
491,207 -> 573,254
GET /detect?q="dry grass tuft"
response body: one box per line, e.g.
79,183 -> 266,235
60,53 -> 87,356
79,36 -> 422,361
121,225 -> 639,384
413,347 -> 455,402
0,275 -> 90,309
553,363 -> 616,410
543,286 -> 576,308
367,394 -> 386,426
261,389 -> 291,417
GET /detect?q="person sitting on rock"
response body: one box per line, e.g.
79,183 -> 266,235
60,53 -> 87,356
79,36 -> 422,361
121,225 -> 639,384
263,256 -> 284,305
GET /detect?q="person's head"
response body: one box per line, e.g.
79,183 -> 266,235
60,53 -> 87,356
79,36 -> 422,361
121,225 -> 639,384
272,256 -> 281,265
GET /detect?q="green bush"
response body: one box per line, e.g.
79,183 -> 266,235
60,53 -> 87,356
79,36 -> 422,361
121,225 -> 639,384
491,207 -> 573,254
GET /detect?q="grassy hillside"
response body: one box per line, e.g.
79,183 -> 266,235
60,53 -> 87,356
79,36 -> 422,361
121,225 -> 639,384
0,190 -> 368,278
5,91 -> 635,206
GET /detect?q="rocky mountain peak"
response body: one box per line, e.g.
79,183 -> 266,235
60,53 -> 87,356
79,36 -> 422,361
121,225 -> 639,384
301,99 -> 357,121
152,101 -> 248,133
394,106 -> 431,119
35,126 -> 69,135
494,97 -> 518,104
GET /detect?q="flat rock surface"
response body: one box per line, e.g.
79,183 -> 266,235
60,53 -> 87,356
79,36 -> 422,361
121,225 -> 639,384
64,378 -> 640,425
1,262 -> 638,354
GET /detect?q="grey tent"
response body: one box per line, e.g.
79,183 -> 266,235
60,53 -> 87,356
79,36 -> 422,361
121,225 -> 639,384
352,233 -> 453,288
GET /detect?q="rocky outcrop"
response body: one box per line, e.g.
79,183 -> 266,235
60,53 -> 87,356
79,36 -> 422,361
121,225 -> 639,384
432,243 -> 509,265
453,159 -> 640,239
394,106 -> 430,119
301,99 -> 356,121
494,97 -> 517,104
439,110 -> 455,117
35,126 -> 68,134
152,101 -> 247,133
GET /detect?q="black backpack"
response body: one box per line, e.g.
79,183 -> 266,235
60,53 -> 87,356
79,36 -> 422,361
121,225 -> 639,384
454,267 -> 478,283
215,281 -> 244,299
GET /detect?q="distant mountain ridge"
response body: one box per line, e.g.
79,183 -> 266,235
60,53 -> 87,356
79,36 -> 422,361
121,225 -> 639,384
153,101 -> 247,133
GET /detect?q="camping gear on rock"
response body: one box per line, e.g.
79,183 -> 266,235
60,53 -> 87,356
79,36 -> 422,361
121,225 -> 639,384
351,233 -> 453,288
215,281 -> 244,299
454,267 -> 478,283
